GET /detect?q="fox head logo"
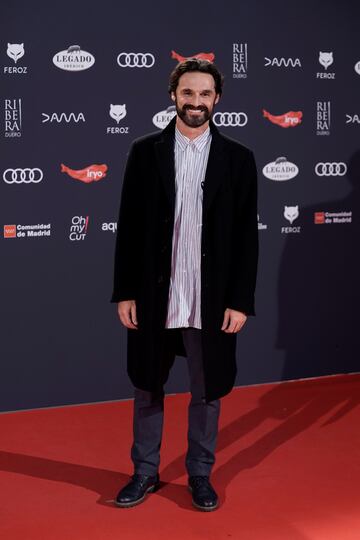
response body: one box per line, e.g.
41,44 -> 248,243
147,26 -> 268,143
109,104 -> 127,124
284,205 -> 299,224
319,52 -> 333,70
7,43 -> 25,64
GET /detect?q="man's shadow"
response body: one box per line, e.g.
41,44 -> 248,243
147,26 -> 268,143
276,149 -> 359,380
1,373 -> 359,510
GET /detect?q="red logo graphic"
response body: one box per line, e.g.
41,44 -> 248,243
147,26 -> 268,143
263,109 -> 303,128
171,50 -> 215,63
4,224 -> 16,238
61,164 -> 108,183
314,212 -> 325,224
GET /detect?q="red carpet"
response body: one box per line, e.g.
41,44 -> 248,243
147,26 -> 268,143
1,374 -> 359,540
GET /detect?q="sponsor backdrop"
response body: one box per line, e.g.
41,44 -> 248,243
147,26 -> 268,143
1,0 -> 359,411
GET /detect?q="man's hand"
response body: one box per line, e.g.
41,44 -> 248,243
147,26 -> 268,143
221,308 -> 247,333
117,300 -> 138,330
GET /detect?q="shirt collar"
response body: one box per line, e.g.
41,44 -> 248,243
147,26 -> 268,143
175,125 -> 211,153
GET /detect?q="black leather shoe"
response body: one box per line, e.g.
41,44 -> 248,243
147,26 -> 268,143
115,473 -> 160,508
188,476 -> 219,511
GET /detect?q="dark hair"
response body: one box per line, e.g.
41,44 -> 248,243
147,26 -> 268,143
168,58 -> 224,96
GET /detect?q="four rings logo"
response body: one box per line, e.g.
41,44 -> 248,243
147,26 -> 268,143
117,52 -> 155,68
213,112 -> 248,127
3,168 -> 43,184
315,162 -> 347,176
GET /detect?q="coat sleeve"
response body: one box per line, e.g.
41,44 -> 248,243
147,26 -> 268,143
111,141 -> 144,302
225,149 -> 259,316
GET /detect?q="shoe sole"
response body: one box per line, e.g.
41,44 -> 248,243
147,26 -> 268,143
188,486 -> 219,512
114,483 -> 160,508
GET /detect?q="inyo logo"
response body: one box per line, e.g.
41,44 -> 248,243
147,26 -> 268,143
171,50 -> 215,63
61,164 -> 108,183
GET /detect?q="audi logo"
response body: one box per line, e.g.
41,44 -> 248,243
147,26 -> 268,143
3,168 -> 44,184
213,112 -> 248,127
117,52 -> 155,68
315,162 -> 347,176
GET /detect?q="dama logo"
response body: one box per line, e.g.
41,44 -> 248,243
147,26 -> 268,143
42,112 -> 85,124
263,109 -> 303,128
264,57 -> 301,68
4,224 -> 16,238
171,50 -> 215,63
61,164 -> 108,184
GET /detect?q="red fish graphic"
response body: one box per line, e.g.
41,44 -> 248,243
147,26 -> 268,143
263,109 -> 303,128
171,50 -> 215,63
61,163 -> 108,183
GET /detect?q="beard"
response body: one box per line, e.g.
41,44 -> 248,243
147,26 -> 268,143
175,101 -> 213,128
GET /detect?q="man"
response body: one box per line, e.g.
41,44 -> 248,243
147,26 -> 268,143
111,59 -> 258,511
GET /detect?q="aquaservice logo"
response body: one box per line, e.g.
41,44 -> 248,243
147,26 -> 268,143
263,109 -> 303,128
61,164 -> 108,183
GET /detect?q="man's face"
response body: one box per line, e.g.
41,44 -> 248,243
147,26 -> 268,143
171,71 -> 220,128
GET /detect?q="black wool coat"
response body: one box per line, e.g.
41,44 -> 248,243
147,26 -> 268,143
111,117 -> 258,402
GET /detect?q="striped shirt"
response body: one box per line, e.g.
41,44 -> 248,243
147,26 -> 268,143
165,126 -> 212,329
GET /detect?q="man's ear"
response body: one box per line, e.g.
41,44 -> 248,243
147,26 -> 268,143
215,94 -> 220,105
170,92 -> 176,102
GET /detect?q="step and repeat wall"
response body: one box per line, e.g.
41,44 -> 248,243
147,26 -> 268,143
1,1 -> 359,411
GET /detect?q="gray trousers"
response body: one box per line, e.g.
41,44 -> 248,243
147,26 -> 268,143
131,328 -> 221,477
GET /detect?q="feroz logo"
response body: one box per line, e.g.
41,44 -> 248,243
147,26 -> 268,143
107,104 -> 129,134
152,106 -> 177,129
263,109 -> 302,128
4,43 -> 28,74
284,205 -> 299,224
53,45 -> 95,71
117,52 -> 155,68
3,168 -> 43,184
7,43 -> 25,63
281,205 -> 301,234
42,112 -> 85,123
263,157 -> 299,181
315,162 -> 347,176
61,164 -> 108,183
233,43 -> 247,78
213,112 -> 248,127
5,99 -> 22,137
69,216 -> 89,241
109,104 -> 126,123
317,51 -> 335,79
264,57 -> 301,68
314,211 -> 352,225
319,52 -> 333,70
171,50 -> 215,63
4,223 -> 51,238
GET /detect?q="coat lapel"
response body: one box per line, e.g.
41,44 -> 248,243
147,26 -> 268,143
154,118 -> 176,214
203,121 -> 227,219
